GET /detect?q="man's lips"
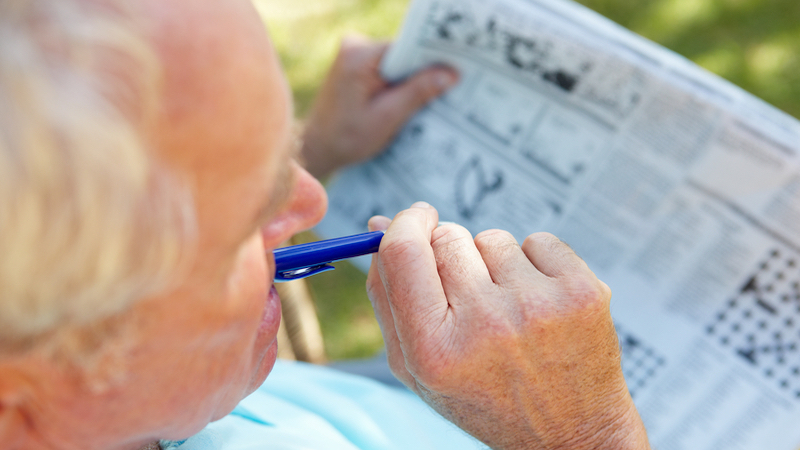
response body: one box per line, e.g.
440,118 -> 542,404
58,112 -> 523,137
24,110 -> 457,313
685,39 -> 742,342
260,285 -> 281,334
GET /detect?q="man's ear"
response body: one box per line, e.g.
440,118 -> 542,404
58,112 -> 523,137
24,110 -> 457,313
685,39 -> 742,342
0,369 -> 33,450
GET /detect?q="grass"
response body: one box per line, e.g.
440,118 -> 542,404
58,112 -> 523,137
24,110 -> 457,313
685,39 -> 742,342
255,0 -> 800,360
578,0 -> 800,117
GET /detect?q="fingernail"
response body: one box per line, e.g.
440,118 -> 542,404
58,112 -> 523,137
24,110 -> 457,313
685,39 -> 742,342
368,215 -> 391,231
411,201 -> 431,209
437,221 -> 457,227
435,71 -> 457,89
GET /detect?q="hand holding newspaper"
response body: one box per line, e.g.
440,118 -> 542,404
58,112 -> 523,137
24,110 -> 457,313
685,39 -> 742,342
317,0 -> 800,448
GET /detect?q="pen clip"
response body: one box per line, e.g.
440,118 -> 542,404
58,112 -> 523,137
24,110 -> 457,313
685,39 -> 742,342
274,263 -> 335,282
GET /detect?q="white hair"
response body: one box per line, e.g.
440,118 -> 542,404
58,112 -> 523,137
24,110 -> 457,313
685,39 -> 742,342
0,0 -> 194,355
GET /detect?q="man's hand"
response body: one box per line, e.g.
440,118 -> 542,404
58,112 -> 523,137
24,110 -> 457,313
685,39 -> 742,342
366,203 -> 650,450
301,36 -> 458,179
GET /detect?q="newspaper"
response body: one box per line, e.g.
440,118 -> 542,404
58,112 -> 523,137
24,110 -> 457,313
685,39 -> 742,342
314,0 -> 800,448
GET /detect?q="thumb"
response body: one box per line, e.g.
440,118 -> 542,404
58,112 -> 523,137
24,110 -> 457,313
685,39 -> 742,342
373,67 -> 458,130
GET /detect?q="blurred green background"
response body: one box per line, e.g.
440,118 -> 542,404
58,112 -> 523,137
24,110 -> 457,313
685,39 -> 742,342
254,0 -> 800,360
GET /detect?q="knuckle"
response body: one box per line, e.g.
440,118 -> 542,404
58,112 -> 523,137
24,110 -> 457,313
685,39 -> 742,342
379,232 -> 429,270
523,232 -> 586,269
334,44 -> 365,74
432,250 -> 464,271
475,230 -> 521,269
431,224 -> 472,250
562,273 -> 611,311
418,75 -> 444,100
431,226 -> 483,283
596,279 -> 612,300
379,238 -> 420,267
390,207 -> 428,228
336,37 -> 386,73
404,75 -> 442,105
369,108 -> 397,130
522,232 -> 564,252
475,229 -> 516,250
338,36 -> 365,57
335,121 -> 361,150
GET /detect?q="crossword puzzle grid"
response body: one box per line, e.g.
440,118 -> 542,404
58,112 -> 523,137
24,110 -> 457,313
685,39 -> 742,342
707,249 -> 800,399
617,324 -> 666,398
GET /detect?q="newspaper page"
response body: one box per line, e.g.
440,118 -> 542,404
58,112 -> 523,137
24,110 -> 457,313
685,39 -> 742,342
315,0 -> 800,448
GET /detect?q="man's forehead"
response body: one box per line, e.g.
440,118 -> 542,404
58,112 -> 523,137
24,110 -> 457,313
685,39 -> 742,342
143,0 -> 279,114
143,0 -> 289,161
140,0 -> 296,242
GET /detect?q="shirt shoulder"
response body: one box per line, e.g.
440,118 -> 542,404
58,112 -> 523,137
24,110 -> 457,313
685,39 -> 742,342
165,360 -> 485,450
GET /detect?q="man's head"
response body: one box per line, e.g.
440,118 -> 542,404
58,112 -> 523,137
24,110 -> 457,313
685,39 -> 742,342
0,0 -> 327,448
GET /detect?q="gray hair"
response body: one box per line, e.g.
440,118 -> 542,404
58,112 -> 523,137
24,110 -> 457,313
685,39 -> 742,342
0,0 -> 194,355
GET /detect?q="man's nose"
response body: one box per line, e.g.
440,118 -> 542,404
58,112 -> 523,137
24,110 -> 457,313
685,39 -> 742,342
261,161 -> 328,251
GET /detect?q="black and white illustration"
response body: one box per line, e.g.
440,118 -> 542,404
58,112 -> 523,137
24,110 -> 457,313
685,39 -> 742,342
417,0 -> 645,119
518,107 -> 610,185
421,1 -> 590,94
454,156 -> 505,220
462,78 -> 544,146
707,248 -> 800,399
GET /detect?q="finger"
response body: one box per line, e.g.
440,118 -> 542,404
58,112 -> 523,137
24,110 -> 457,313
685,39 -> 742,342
338,35 -> 390,75
474,229 -> 545,287
376,202 -> 448,354
521,232 -> 593,278
367,215 -> 391,232
366,230 -> 417,390
340,34 -> 389,58
372,66 -> 458,132
430,223 -> 494,308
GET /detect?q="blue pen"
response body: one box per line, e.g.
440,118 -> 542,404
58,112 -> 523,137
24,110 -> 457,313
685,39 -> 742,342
273,231 -> 384,282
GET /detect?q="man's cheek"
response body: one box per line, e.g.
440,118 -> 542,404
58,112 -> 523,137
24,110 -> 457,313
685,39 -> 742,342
225,234 -> 270,310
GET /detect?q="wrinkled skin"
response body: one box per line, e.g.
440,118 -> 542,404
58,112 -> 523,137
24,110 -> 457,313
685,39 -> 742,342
366,204 -> 650,450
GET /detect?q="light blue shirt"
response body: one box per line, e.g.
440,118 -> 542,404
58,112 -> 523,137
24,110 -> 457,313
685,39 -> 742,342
161,360 -> 487,450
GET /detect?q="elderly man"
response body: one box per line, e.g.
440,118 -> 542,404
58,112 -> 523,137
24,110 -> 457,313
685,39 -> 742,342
0,0 -> 650,449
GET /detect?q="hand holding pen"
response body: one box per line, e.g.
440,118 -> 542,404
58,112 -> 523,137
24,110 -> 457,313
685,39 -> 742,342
274,202 -> 647,449
362,203 -> 648,450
